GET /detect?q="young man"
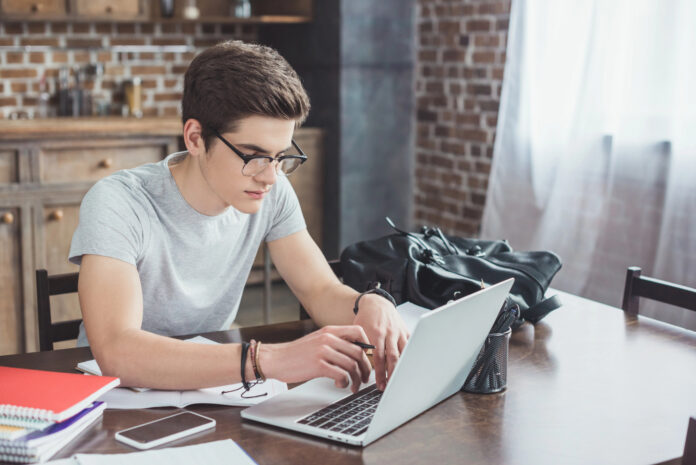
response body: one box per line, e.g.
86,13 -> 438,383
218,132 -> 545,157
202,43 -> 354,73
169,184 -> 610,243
69,41 -> 408,394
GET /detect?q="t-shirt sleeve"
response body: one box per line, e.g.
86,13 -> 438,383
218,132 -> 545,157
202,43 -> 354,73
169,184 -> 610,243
69,178 -> 149,266
265,176 -> 307,242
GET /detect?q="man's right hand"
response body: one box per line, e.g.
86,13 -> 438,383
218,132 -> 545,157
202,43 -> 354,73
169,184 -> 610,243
260,326 -> 372,393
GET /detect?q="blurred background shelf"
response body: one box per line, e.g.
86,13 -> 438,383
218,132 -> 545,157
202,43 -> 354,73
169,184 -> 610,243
0,0 -> 313,23
0,16 -> 312,24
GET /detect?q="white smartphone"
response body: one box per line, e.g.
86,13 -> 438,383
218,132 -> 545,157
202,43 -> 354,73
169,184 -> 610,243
115,411 -> 216,450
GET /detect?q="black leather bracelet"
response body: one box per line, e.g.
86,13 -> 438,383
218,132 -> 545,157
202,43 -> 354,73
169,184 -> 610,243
240,341 -> 250,391
353,287 -> 397,315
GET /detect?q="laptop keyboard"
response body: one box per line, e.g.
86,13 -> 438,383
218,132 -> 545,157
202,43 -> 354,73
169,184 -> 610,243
297,384 -> 382,436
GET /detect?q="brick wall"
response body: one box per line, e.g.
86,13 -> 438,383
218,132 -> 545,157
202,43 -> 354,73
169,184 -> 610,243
414,0 -> 510,235
0,22 -> 257,119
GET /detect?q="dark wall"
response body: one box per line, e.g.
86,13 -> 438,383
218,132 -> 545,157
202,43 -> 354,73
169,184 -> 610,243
260,0 -> 415,257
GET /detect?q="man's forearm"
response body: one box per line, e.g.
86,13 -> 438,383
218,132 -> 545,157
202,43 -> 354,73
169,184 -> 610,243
95,329 -> 251,390
302,282 -> 361,327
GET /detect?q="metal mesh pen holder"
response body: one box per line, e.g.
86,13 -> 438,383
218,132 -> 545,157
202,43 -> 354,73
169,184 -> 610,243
462,328 -> 511,394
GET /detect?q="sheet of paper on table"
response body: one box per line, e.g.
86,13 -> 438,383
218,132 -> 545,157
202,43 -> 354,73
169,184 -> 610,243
397,301 -> 429,333
44,439 -> 256,465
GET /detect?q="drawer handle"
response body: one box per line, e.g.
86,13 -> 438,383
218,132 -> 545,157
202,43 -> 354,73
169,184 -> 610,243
48,210 -> 64,222
105,5 -> 113,13
1,212 -> 14,224
98,158 -> 113,169
30,3 -> 42,13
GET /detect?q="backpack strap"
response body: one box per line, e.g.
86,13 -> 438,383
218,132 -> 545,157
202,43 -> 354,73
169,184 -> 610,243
522,294 -> 563,324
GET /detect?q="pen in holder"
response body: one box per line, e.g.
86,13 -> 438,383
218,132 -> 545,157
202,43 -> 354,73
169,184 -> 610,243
462,328 -> 511,394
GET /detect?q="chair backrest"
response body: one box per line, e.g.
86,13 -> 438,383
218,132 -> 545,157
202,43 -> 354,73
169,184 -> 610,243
685,416 -> 696,465
35,269 -> 82,351
621,266 -> 696,315
299,260 -> 343,320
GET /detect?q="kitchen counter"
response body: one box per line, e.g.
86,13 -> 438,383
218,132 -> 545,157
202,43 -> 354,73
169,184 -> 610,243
0,117 -> 322,141
0,117 -> 183,140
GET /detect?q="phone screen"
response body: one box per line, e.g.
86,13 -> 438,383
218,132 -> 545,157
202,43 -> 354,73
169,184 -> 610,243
119,412 -> 213,443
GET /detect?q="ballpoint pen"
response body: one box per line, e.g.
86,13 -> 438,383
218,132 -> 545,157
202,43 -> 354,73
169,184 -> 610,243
352,341 -> 376,350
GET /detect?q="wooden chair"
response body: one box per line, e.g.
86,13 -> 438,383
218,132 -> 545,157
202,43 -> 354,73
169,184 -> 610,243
621,266 -> 696,315
685,416 -> 696,465
35,269 -> 82,351
300,260 -> 343,320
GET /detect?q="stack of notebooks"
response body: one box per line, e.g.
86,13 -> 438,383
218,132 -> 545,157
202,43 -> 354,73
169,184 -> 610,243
0,367 -> 119,463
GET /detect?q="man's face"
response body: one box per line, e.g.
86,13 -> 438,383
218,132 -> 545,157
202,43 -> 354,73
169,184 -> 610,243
198,115 -> 296,214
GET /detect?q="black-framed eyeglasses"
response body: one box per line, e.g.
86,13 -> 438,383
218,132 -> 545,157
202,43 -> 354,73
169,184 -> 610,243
210,127 -> 307,177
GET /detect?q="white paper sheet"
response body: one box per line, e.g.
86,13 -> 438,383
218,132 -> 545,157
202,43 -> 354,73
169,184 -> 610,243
44,439 -> 256,465
98,378 -> 287,409
397,301 -> 429,333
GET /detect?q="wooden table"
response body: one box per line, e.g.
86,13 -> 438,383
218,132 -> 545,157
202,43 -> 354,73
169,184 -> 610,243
1,292 -> 694,465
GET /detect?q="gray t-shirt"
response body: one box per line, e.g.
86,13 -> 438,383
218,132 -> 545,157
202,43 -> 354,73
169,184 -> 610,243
69,151 -> 306,346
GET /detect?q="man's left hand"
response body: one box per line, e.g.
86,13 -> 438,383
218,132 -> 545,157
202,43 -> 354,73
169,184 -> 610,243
352,294 -> 410,391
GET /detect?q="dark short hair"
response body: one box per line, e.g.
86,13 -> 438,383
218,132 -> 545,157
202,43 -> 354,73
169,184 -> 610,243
182,40 -> 311,151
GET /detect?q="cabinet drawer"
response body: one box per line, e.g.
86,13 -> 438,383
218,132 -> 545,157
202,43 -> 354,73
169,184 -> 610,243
39,145 -> 163,184
1,0 -> 66,15
71,0 -> 140,17
0,150 -> 18,184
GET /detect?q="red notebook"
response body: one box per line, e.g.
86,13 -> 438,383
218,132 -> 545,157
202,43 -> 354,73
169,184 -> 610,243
0,367 -> 119,423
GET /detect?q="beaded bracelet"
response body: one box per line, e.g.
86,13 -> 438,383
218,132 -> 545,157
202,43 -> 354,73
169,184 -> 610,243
254,340 -> 266,381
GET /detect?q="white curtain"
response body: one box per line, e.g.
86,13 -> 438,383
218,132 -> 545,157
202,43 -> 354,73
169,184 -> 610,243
481,0 -> 696,330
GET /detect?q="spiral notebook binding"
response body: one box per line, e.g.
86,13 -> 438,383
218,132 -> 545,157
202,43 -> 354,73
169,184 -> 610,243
0,444 -> 39,456
0,417 -> 52,431
0,452 -> 38,463
0,405 -> 55,422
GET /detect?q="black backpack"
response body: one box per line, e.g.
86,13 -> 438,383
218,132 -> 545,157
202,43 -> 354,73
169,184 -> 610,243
340,218 -> 563,325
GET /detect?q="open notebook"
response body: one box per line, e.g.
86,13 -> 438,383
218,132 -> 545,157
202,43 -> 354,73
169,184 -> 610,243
76,337 -> 286,409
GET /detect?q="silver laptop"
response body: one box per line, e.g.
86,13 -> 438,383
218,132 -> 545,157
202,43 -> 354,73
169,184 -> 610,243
241,278 -> 514,447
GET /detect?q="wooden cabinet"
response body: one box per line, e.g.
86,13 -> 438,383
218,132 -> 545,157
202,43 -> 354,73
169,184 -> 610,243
0,145 -> 32,355
0,0 -> 312,22
0,149 -> 19,184
0,0 -> 143,20
0,122 -> 178,355
0,0 -> 66,17
39,140 -> 164,184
